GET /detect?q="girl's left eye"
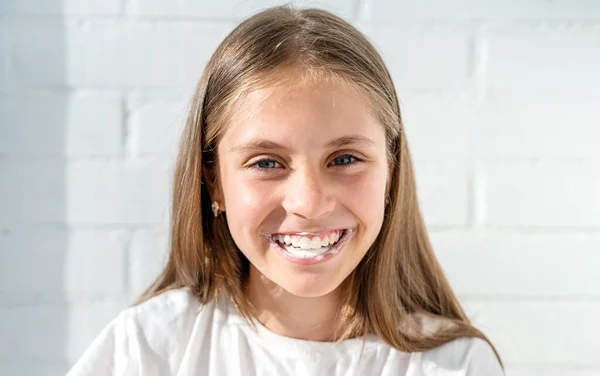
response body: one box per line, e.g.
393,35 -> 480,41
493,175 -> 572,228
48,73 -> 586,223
329,154 -> 359,167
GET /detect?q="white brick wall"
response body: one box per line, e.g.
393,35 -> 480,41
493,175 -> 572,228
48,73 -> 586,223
0,91 -> 123,156
1,1 -> 599,375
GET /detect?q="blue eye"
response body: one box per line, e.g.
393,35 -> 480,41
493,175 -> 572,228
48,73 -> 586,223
331,155 -> 358,167
254,159 -> 281,169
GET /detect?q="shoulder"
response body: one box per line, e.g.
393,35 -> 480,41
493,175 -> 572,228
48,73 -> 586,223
420,336 -> 504,376
407,312 -> 503,374
117,288 -> 207,355
123,287 -> 205,329
68,288 -> 210,376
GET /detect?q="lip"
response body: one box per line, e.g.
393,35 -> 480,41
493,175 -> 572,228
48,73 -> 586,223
268,228 -> 354,265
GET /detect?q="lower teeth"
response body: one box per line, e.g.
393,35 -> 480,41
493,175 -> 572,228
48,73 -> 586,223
277,232 -> 344,258
282,245 -> 332,257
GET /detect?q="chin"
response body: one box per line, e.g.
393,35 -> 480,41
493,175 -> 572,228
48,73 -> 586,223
275,274 -> 343,299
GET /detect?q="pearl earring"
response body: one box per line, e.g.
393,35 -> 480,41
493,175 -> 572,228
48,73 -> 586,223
211,201 -> 220,217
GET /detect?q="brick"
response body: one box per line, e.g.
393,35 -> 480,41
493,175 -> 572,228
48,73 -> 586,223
127,93 -> 188,155
401,92 -> 474,158
8,19 -> 67,86
0,228 -> 127,297
487,28 -> 600,94
67,160 -> 172,225
480,160 -> 600,227
63,20 -> 231,88
65,301 -> 127,364
116,21 -> 231,88
473,91 -> 600,158
8,19 -> 227,88
5,18 -> 116,87
0,19 -> 10,53
0,364 -> 68,376
464,301 -> 600,365
0,0 -> 121,16
4,19 -> 120,87
365,26 -> 470,91
431,232 -> 600,297
64,230 -> 128,296
0,56 -> 9,87
0,23 -> 9,86
0,91 -> 123,156
66,20 -> 121,87
126,0 -> 358,21
0,158 -> 172,225
414,160 -> 469,226
369,0 -> 600,20
6,19 -> 116,87
0,302 -> 125,365
0,159 -> 65,225
130,230 -> 169,297
66,92 -> 123,155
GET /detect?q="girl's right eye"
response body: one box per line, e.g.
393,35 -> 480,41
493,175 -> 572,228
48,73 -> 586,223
250,159 -> 282,170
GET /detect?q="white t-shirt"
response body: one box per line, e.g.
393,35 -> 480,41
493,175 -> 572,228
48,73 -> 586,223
67,288 -> 504,376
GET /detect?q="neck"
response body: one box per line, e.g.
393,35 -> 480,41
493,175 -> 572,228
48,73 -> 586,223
244,265 -> 341,342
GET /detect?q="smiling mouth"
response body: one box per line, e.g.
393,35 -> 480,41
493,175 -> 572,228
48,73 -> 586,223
274,229 -> 344,250
268,229 -> 353,263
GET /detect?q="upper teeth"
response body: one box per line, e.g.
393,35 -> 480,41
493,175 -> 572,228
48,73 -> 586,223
273,231 -> 342,250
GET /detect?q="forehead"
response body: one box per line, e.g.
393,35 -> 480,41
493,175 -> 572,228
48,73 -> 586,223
223,78 -> 382,143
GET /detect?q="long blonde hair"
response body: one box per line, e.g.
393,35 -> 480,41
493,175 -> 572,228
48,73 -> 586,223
139,5 -> 502,366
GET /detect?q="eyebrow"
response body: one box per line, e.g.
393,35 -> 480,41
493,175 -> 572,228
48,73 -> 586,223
229,134 -> 375,154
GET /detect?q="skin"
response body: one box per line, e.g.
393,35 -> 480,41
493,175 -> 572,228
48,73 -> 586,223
211,77 -> 389,341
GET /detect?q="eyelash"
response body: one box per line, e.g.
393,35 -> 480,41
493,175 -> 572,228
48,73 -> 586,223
248,154 -> 362,172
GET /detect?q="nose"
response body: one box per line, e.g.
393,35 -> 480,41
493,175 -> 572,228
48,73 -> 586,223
282,166 -> 335,220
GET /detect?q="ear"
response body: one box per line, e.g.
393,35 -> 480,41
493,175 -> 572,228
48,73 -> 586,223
202,163 -> 225,213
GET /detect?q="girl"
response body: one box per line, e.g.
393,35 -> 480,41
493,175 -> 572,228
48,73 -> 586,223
69,6 -> 504,376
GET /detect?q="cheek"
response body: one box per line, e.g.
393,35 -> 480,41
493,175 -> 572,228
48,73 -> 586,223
337,171 -> 387,212
223,176 -> 273,230
337,172 -> 387,247
222,182 -> 269,256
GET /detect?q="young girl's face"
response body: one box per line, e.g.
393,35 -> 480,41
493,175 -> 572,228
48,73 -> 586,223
216,76 -> 389,298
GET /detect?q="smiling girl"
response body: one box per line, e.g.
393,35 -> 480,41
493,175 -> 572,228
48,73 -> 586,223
68,6 -> 504,376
